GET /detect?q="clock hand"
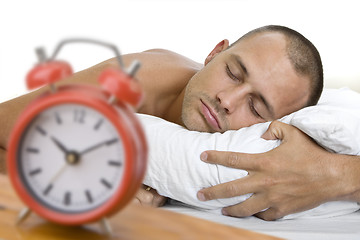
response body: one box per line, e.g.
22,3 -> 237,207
48,163 -> 68,186
79,138 -> 118,155
48,137 -> 77,186
51,136 -> 70,154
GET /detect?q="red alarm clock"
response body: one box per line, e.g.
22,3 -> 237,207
6,39 -> 148,232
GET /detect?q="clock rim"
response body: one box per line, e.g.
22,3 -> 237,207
7,85 -> 147,225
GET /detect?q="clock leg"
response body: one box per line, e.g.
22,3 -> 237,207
16,207 -> 32,225
100,217 -> 113,237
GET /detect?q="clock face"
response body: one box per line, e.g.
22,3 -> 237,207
17,103 -> 125,213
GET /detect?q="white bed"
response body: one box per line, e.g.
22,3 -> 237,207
163,201 -> 360,240
140,83 -> 360,240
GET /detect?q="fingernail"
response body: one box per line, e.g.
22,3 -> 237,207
222,208 -> 229,216
200,152 -> 208,161
197,191 -> 206,201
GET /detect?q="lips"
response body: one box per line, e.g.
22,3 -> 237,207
200,99 -> 221,131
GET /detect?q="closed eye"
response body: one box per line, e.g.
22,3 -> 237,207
225,64 -> 239,81
249,98 -> 263,119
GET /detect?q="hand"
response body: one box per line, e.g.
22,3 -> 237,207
197,121 -> 343,220
132,185 -> 167,207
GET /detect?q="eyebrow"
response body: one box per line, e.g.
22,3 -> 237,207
231,54 -> 275,119
231,54 -> 249,77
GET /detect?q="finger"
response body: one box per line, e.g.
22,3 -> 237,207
222,194 -> 269,218
201,150 -> 263,171
261,120 -> 297,141
255,208 -> 284,221
256,197 -> 321,221
197,176 -> 259,201
139,186 -> 167,207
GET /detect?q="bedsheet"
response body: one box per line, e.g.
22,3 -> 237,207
163,201 -> 360,240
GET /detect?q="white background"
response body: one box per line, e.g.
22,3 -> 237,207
0,0 -> 359,103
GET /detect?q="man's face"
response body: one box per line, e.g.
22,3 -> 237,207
181,32 -> 310,133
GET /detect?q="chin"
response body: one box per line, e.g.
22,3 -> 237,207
182,118 -> 214,133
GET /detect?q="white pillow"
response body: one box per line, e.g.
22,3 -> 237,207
139,88 -> 360,219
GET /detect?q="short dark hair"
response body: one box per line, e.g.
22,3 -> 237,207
232,25 -> 323,107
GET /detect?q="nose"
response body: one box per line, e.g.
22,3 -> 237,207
216,85 -> 250,114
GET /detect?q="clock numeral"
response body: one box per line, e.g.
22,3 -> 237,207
64,191 -> 71,206
43,184 -> 53,196
108,160 -> 122,167
26,147 -> 39,154
85,190 -> 93,203
100,178 -> 112,189
35,126 -> 47,136
29,168 -> 42,176
94,119 -> 104,131
74,109 -> 86,123
55,112 -> 62,125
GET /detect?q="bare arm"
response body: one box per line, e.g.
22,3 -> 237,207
0,48 -> 199,151
197,121 -> 360,220
0,148 -> 5,174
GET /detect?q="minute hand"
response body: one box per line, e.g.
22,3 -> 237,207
79,138 -> 119,155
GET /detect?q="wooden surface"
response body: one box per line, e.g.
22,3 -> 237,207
0,174 -> 282,240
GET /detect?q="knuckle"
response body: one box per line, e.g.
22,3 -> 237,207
225,183 -> 239,195
269,120 -> 281,129
227,152 -> 239,168
203,190 -> 214,200
261,176 -> 276,188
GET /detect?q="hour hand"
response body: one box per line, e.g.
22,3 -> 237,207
51,136 -> 70,154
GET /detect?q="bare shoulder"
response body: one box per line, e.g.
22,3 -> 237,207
124,49 -> 202,115
92,49 -> 202,116
142,48 -> 202,68
135,49 -> 202,88
102,48 -> 202,85
129,48 -> 202,76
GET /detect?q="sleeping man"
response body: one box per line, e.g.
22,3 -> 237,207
1,25 -> 359,220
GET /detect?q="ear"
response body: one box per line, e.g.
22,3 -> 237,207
205,39 -> 229,65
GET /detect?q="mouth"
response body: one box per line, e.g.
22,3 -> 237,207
200,99 -> 222,132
